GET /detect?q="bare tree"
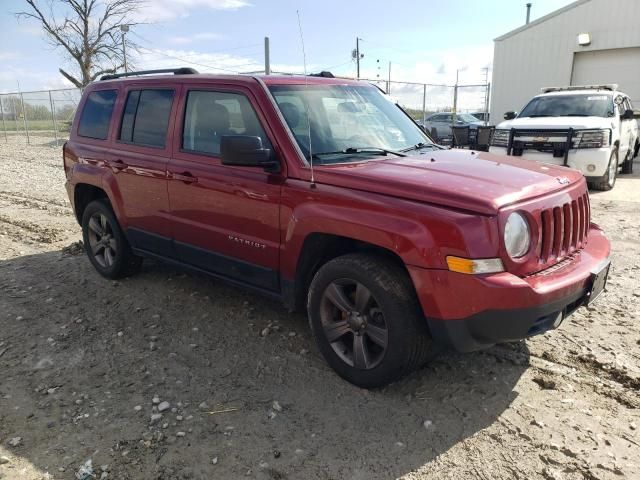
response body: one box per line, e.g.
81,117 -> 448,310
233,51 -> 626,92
17,0 -> 144,87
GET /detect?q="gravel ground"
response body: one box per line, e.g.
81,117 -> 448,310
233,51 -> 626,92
0,141 -> 638,480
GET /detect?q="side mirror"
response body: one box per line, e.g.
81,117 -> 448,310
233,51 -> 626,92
504,111 -> 517,120
622,109 -> 634,120
220,135 -> 279,173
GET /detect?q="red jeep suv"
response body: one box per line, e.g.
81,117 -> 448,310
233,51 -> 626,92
63,68 -> 611,387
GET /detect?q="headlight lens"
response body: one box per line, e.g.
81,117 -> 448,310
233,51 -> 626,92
572,129 -> 610,149
504,212 -> 531,258
491,129 -> 510,147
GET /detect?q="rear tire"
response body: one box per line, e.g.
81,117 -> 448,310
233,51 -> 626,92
81,199 -> 142,279
620,142 -> 637,175
589,148 -> 618,191
307,253 -> 433,388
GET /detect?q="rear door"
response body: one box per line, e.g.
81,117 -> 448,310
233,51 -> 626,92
107,84 -> 180,256
167,84 -> 283,292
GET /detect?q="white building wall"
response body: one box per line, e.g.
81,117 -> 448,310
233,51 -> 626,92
490,0 -> 640,120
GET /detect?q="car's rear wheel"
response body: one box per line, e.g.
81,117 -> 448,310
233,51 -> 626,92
589,148 -> 618,191
81,199 -> 142,279
307,253 -> 433,388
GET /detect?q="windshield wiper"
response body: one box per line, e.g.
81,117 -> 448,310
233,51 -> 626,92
401,142 -> 442,153
312,147 -> 406,158
521,114 -> 559,117
564,114 -> 590,117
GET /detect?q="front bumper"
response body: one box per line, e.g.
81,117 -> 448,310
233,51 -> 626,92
489,146 -> 611,177
408,225 -> 610,352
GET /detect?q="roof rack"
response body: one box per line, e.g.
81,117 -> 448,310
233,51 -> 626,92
541,84 -> 618,93
100,67 -> 199,81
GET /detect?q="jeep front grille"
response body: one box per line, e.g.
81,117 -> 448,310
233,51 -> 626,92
539,192 -> 590,263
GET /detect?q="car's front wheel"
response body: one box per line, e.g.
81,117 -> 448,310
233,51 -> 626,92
81,199 -> 142,279
307,253 -> 433,388
589,148 -> 618,191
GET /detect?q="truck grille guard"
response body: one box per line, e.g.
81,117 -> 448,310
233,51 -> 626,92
507,128 -> 575,166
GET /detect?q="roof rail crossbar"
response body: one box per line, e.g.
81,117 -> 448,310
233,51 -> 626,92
100,67 -> 199,81
541,84 -> 618,93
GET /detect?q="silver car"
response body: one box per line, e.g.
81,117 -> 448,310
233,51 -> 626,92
422,112 -> 484,138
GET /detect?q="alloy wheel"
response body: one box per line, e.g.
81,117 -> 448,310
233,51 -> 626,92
319,279 -> 388,370
87,212 -> 118,268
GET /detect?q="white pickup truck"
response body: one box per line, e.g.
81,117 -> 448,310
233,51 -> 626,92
490,85 -> 639,190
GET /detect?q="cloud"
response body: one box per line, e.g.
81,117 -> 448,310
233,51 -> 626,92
167,32 -> 224,45
0,52 -> 19,61
137,0 -> 251,22
0,66 -> 73,94
133,47 -> 264,74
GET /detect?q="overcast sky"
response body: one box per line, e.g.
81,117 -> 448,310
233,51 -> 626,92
0,0 -> 574,94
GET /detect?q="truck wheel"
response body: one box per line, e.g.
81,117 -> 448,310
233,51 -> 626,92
81,199 -> 142,279
589,148 -> 617,191
621,147 -> 634,174
307,253 -> 432,388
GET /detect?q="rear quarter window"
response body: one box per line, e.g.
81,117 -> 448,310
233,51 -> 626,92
77,90 -> 118,140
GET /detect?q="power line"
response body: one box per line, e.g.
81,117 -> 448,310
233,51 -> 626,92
130,31 -> 264,73
130,31 -> 262,55
136,47 -> 250,73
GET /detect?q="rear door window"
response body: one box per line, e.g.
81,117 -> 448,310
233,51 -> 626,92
119,89 -> 175,148
77,90 -> 118,140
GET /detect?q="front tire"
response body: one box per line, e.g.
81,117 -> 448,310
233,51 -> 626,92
307,253 -> 433,388
81,199 -> 142,279
589,148 -> 618,191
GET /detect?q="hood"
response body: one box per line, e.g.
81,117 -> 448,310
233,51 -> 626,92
497,116 -> 615,130
313,149 -> 584,214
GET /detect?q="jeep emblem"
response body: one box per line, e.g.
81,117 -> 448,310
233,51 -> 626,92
556,176 -> 570,185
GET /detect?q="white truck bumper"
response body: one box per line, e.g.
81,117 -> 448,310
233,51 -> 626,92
488,146 -> 611,178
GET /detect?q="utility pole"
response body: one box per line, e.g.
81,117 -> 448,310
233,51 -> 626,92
481,66 -> 489,125
356,37 -> 361,79
388,61 -> 391,95
264,36 -> 271,75
120,24 -> 129,73
452,69 -> 459,126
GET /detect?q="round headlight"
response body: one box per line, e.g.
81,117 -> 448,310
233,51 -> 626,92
504,212 -> 531,258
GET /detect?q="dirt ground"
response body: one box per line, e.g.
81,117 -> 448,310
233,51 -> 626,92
0,138 -> 638,480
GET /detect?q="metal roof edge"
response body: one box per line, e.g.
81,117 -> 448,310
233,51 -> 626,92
494,0 -> 592,42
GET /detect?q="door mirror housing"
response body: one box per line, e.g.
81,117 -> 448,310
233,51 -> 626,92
504,111 -> 517,120
622,109 -> 634,120
220,135 -> 279,173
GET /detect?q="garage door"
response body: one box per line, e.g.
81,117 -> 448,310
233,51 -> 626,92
571,47 -> 640,105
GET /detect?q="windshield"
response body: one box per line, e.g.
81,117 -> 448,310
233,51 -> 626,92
519,94 -> 615,118
269,84 -> 432,164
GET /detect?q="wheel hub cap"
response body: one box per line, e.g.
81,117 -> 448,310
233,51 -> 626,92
347,312 -> 367,333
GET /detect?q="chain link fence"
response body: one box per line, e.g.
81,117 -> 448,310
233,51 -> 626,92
0,80 -> 489,147
0,88 -> 82,147
364,79 -> 490,124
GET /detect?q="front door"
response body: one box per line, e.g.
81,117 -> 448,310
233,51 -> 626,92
167,85 -> 283,292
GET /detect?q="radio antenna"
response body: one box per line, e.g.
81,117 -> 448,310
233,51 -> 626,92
296,10 -> 315,187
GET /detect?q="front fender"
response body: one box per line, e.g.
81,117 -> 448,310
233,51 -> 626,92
279,180 -> 500,279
